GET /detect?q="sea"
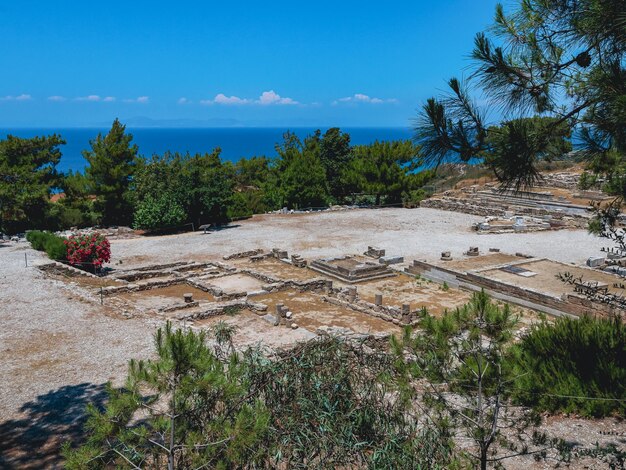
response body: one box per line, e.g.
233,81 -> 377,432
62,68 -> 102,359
0,127 -> 414,173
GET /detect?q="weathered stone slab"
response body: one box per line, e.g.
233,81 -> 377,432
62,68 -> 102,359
364,246 -> 385,258
586,256 -> 606,268
379,255 -> 404,265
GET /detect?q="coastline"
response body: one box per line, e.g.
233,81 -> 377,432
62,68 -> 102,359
0,126 -> 414,172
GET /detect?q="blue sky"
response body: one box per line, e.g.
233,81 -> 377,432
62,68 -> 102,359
0,0 -> 499,127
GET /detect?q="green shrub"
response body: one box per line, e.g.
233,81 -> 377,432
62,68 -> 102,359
227,192 -> 253,220
26,230 -> 67,261
578,171 -> 598,190
47,203 -> 99,230
133,193 -> 186,230
43,235 -> 68,260
512,315 -> 626,417
401,189 -> 430,207
26,230 -> 47,250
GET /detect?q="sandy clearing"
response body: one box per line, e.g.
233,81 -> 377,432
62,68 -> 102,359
0,246 -> 156,468
109,208 -> 607,269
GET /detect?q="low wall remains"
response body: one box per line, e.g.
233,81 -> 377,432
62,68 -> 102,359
406,259 -> 618,319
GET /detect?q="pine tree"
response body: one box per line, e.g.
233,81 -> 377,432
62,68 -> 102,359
0,134 -> 64,233
62,322 -> 269,469
414,0 -> 625,190
83,119 -> 138,226
318,127 -> 352,201
392,291 -> 554,470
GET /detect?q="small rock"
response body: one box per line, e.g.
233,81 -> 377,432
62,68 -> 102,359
291,323 -> 298,329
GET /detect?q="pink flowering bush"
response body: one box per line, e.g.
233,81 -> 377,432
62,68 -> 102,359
64,232 -> 111,271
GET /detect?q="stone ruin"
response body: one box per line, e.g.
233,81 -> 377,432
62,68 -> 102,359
473,215 -> 552,234
271,248 -> 289,260
465,247 -> 480,257
363,246 -> 403,266
322,285 -> 420,326
40,248 -> 428,350
309,255 -> 397,283
272,303 -> 298,329
379,255 -> 404,265
419,175 -> 607,230
364,246 -> 386,258
291,254 -> 307,268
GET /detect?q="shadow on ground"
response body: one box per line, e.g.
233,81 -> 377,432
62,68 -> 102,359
0,382 -> 108,469
208,224 -> 241,232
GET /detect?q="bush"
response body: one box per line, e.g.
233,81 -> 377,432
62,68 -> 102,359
65,232 -> 111,270
46,202 -> 99,230
44,235 -> 68,260
578,171 -> 598,190
64,324 -> 455,469
133,193 -> 186,230
401,189 -> 429,207
26,230 -> 67,261
512,315 -> 626,417
26,230 -> 47,250
227,192 -> 253,220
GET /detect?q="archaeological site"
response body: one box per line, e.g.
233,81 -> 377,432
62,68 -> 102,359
3,166 -> 626,469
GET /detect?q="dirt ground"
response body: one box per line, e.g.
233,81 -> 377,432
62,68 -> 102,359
108,208 -> 607,269
231,257 -> 320,281
208,273 -> 266,293
445,252 -> 526,271
355,273 -> 473,315
482,259 -> 626,297
115,284 -> 218,313
191,310 -> 316,349
0,246 -> 156,469
248,289 -> 402,335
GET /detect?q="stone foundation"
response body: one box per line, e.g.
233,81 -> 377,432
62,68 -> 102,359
223,249 -> 264,260
309,255 -> 396,283
405,258 -> 621,319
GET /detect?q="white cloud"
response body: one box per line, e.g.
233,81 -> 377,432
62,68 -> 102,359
201,93 -> 250,105
103,96 -> 116,102
76,95 -> 101,102
0,94 -> 33,101
200,90 -> 299,106
47,95 -> 66,102
257,90 -> 298,105
333,93 -> 397,105
177,97 -> 191,105
122,96 -> 149,103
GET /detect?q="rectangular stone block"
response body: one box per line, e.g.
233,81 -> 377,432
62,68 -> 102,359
365,246 -> 386,258
379,255 -> 404,265
586,256 -> 605,268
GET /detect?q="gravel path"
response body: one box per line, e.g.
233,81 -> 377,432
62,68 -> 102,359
112,208 -> 607,268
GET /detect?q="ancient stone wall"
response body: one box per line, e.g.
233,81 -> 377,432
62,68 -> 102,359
38,261 -> 107,280
406,259 -> 617,319
421,196 -> 589,229
223,249 -> 264,260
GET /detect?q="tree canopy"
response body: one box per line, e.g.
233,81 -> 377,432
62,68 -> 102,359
83,118 -> 138,226
343,140 -> 420,205
0,124 -> 435,233
133,150 -> 234,230
414,0 -> 625,189
63,322 -> 454,469
0,134 -> 64,233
